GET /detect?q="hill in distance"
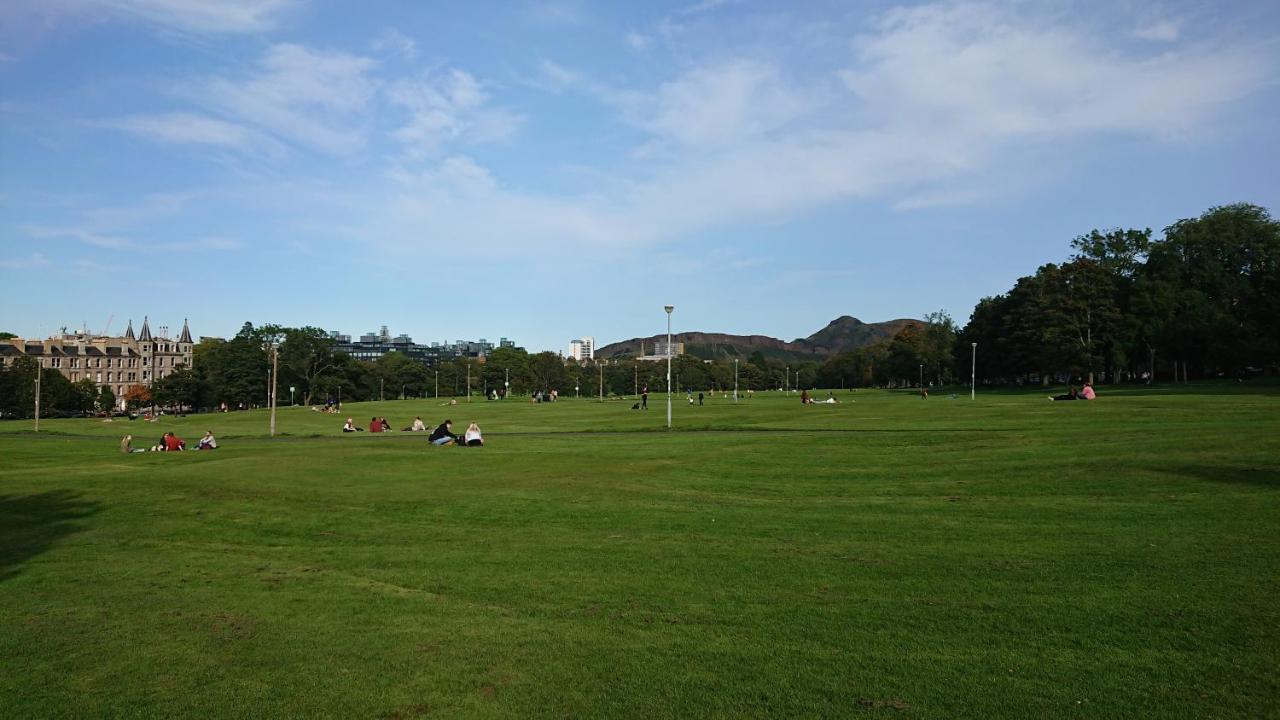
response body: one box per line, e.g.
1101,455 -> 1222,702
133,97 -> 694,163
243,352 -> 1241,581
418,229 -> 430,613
595,316 -> 919,363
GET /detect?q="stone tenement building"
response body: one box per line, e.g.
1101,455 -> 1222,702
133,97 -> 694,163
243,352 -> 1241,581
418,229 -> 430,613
0,318 -> 194,408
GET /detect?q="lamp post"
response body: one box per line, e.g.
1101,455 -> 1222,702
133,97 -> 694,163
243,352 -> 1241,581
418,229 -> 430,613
466,364 -> 471,403
290,385 -> 296,406
665,304 -> 674,429
269,343 -> 278,437
598,360 -> 603,402
734,358 -> 739,403
970,342 -> 978,400
434,370 -> 438,398
918,364 -> 923,389
504,367 -> 509,400
785,365 -> 790,392
33,362 -> 41,433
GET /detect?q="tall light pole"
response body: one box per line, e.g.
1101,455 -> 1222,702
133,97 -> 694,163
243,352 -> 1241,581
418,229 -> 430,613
785,365 -> 789,392
665,304 -> 674,429
919,364 -> 923,389
598,360 -> 603,401
970,342 -> 978,400
33,362 -> 41,432
734,358 -> 739,403
269,344 -> 278,437
504,366 -> 509,399
466,364 -> 471,403
434,370 -> 438,398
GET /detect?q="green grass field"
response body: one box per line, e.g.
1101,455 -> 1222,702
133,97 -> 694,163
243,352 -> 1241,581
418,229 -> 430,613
2,385 -> 1278,719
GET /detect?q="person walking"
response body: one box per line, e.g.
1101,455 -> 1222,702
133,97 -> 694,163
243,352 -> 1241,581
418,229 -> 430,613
641,386 -> 649,410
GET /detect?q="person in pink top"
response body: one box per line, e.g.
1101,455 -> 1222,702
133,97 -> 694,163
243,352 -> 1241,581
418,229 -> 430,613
1080,382 -> 1096,400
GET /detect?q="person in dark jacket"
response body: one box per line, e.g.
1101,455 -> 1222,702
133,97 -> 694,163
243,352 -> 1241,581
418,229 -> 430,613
428,420 -> 458,446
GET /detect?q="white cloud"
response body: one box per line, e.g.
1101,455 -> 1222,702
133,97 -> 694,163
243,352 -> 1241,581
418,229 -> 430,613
93,0 -> 297,33
628,60 -> 818,149
372,28 -> 417,60
840,3 -> 1264,140
1133,18 -> 1182,42
386,68 -> 521,158
0,252 -> 49,269
96,112 -> 274,152
357,1 -> 1274,259
197,43 -> 379,155
624,31 -> 650,52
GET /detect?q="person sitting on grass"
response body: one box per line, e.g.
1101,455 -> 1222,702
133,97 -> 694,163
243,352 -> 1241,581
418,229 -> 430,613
369,416 -> 382,433
164,432 -> 186,451
342,417 -> 363,432
197,431 -> 217,450
411,416 -> 426,432
380,417 -> 392,432
1050,386 -> 1079,401
463,422 -> 484,447
1080,382 -> 1096,400
120,434 -> 145,453
428,419 -> 458,446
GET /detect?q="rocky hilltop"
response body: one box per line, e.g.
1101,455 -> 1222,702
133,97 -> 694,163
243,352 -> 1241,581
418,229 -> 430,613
595,316 -> 919,362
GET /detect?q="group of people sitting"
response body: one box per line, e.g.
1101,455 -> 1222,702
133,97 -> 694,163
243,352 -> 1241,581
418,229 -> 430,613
429,419 -> 484,446
120,430 -> 217,453
1050,382 -> 1097,401
341,416 -> 483,446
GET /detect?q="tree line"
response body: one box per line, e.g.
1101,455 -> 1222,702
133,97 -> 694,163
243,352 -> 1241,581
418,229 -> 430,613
2,202 -> 1274,417
955,203 -> 1278,385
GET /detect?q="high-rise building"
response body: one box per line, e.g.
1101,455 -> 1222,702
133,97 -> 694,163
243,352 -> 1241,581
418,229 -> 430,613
568,337 -> 595,361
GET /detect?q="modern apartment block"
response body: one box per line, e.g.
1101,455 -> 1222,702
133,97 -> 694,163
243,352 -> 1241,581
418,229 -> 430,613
568,337 -> 595,361
328,328 -> 513,366
0,318 -> 194,408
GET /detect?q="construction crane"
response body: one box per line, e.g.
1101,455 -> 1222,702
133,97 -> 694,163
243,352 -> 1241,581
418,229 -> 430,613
100,314 -> 114,337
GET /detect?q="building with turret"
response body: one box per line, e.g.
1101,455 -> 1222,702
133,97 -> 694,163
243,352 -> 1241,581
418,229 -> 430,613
0,318 -> 195,409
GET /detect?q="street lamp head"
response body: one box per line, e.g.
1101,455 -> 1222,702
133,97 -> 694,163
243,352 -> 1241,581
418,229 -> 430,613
971,342 -> 978,348
664,305 -> 674,314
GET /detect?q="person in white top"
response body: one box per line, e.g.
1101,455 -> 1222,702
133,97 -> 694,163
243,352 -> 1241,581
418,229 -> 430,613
197,431 -> 218,450
411,416 -> 426,432
463,422 -> 484,447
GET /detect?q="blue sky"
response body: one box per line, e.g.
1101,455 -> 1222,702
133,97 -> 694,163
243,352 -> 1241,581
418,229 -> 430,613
2,0 -> 1278,352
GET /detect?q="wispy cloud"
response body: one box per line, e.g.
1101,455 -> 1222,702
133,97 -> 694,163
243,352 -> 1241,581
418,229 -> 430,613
361,1 -> 1275,259
194,43 -> 379,156
94,0 -> 299,34
386,68 -> 521,159
0,252 -> 49,269
372,28 -> 417,60
1133,18 -> 1182,42
93,112 -> 281,155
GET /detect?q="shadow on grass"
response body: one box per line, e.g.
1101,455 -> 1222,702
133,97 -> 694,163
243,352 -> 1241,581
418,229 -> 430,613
1168,465 -> 1280,489
0,490 -> 102,583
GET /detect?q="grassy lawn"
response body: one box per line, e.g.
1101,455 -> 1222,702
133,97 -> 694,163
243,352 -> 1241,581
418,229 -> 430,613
1,385 -> 1277,718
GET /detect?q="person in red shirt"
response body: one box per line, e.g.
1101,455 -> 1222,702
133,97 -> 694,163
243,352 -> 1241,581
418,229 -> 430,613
368,416 -> 382,432
164,432 -> 185,451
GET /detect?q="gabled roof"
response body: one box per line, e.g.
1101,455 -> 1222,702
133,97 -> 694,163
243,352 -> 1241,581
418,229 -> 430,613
138,316 -> 153,342
0,345 -> 20,356
125,320 -> 136,340
179,318 -> 192,344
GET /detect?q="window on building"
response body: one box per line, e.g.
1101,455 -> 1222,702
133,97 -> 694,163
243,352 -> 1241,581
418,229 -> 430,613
96,372 -> 102,383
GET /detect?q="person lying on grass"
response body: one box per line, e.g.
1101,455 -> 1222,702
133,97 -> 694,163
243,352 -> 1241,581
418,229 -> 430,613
428,420 -> 458,446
